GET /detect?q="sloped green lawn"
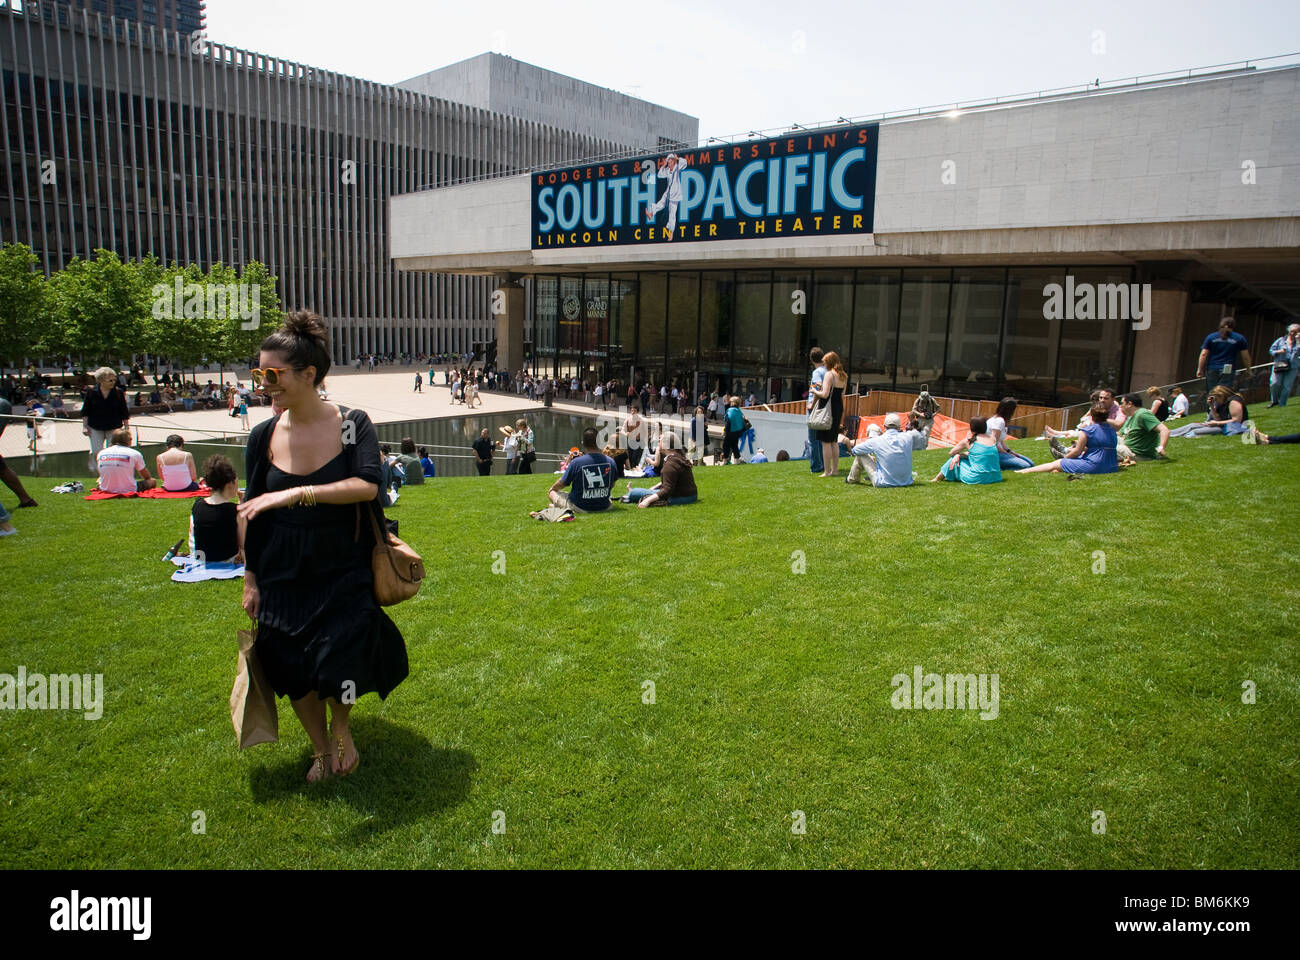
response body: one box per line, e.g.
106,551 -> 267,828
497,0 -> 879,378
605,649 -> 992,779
1,406 -> 1297,868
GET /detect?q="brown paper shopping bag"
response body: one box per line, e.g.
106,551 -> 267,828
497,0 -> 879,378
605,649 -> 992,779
230,625 -> 278,748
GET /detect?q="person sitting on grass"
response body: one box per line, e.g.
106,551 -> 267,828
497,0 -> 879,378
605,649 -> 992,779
1166,385 -> 1251,439
1146,386 -> 1169,422
395,437 -> 423,486
1043,389 -> 1103,451
419,446 -> 436,478
1016,404 -> 1118,476
846,413 -> 926,487
156,434 -> 200,492
1169,386 -> 1189,419
544,427 -> 616,513
189,454 -> 244,564
1116,394 -> 1169,465
986,397 -> 1034,470
621,437 -> 698,507
931,417 -> 1003,484
96,427 -> 156,494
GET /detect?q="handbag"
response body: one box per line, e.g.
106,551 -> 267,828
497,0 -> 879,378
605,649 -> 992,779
807,395 -> 833,430
230,624 -> 278,748
523,449 -> 537,465
361,502 -> 425,606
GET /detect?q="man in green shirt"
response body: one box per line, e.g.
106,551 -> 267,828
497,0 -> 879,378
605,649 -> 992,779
1117,394 -> 1169,464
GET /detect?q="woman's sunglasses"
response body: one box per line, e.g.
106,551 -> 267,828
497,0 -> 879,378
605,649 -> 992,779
250,367 -> 293,387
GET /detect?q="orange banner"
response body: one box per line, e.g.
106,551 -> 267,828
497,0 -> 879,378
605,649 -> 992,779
853,413 -> 970,449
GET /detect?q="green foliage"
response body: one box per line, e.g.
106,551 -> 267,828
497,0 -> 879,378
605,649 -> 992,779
2,405 -> 1298,868
0,242 -> 50,370
7,251 -> 287,370
49,249 -> 152,365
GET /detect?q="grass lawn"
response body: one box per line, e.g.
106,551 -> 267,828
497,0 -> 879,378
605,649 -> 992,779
2,406 -> 1298,869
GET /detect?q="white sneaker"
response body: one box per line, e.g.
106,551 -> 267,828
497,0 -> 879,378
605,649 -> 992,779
0,527 -> 17,537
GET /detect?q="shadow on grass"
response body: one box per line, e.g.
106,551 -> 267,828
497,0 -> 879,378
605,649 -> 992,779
248,717 -> 477,840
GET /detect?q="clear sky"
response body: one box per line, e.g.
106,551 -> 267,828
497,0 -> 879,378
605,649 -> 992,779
206,0 -> 1300,141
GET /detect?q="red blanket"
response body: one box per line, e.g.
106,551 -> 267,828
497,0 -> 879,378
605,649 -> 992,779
85,485 -> 211,500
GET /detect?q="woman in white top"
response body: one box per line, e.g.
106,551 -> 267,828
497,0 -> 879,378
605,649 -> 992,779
986,397 -> 1034,470
1169,387 -> 1189,419
500,425 -> 520,474
156,434 -> 200,492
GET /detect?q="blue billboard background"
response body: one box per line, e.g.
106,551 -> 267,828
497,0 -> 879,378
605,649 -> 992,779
531,123 -> 879,249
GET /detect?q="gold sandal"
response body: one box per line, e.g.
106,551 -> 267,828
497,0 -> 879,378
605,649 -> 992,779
308,751 -> 334,783
336,735 -> 359,777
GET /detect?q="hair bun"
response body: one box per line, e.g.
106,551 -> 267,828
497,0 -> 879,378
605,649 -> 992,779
283,310 -> 327,346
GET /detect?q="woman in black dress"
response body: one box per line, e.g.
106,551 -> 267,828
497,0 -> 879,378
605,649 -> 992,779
239,312 -> 408,783
810,350 -> 846,477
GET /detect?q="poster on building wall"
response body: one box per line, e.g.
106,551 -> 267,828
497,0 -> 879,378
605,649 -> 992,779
531,123 -> 879,249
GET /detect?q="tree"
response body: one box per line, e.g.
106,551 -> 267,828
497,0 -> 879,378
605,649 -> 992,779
218,260 -> 283,366
50,249 -> 152,366
0,242 -> 50,374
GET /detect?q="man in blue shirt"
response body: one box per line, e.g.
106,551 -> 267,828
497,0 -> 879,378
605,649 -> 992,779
1197,317 -> 1252,396
548,427 -> 616,512
844,413 -> 927,487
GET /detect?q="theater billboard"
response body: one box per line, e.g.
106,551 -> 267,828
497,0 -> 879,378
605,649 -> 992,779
531,124 -> 879,249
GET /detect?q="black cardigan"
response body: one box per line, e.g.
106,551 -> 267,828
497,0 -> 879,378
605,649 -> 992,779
81,385 -> 130,430
243,405 -> 385,577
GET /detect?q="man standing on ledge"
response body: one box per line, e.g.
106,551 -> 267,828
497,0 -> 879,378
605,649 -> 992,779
645,153 -> 689,240
1197,317 -> 1251,397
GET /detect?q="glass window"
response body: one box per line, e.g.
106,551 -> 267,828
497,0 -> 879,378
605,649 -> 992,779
809,269 -> 854,403
583,275 -> 611,383
851,270 -> 900,391
732,270 -> 771,403
533,275 -> 557,376
1057,267 -> 1132,402
667,272 -> 700,402
1001,268 -> 1067,405
896,269 -> 951,393
699,271 -> 735,399
769,271 -> 810,403
942,268 -> 1005,398
637,272 -> 667,387
608,273 -> 638,390
557,275 -> 583,379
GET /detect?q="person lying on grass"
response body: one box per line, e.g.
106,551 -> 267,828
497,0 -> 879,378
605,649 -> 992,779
1016,403 -> 1118,476
930,416 -> 1002,484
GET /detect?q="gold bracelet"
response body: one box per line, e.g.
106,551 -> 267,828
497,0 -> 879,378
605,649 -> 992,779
305,485 -> 317,507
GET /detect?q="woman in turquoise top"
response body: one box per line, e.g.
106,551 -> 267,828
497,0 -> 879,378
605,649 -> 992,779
1016,403 -> 1119,475
931,417 -> 1003,484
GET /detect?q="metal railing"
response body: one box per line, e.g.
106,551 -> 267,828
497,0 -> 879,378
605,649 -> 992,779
414,53 -> 1300,192
1007,363 -> 1288,437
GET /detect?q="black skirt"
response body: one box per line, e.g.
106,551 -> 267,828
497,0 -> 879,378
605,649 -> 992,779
253,457 -> 408,702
